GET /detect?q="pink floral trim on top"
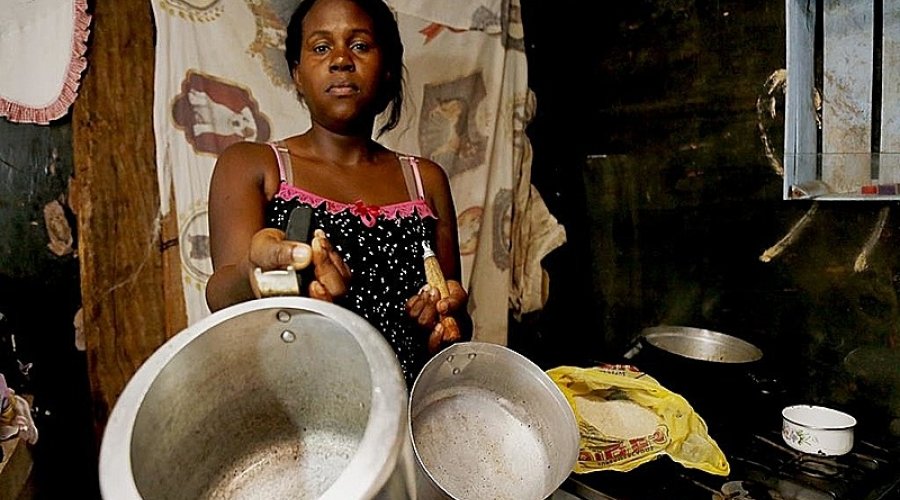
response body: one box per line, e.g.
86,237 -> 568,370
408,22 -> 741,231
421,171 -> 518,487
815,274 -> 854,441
276,183 -> 436,228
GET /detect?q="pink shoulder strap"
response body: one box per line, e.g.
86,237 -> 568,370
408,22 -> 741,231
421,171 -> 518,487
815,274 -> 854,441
399,155 -> 425,200
267,141 -> 293,184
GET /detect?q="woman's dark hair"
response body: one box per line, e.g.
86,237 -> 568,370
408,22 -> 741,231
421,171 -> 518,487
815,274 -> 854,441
285,0 -> 405,137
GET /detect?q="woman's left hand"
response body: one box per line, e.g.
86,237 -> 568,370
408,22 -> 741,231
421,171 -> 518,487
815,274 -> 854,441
307,229 -> 352,302
406,280 -> 469,353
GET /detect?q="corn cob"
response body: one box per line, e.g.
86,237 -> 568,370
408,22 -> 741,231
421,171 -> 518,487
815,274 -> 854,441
421,241 -> 461,352
422,241 -> 450,298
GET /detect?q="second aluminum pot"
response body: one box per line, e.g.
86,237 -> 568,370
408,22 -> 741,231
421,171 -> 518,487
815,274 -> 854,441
629,325 -> 764,364
623,325 -> 777,440
408,342 -> 579,500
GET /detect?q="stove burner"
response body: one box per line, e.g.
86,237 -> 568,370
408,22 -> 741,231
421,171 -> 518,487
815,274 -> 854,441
712,480 -> 754,500
556,423 -> 900,500
797,458 -> 840,478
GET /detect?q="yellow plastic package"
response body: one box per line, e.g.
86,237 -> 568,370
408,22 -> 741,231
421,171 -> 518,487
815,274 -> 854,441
547,364 -> 729,476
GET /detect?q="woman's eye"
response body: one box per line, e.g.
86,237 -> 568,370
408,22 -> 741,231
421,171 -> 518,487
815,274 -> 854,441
351,41 -> 370,52
312,44 -> 330,55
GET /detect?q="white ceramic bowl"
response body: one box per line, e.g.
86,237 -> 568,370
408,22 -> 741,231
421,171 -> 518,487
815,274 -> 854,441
781,405 -> 856,456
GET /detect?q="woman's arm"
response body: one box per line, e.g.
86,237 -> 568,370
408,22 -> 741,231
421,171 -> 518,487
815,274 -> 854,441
206,142 -> 275,311
407,158 -> 472,345
206,141 -> 347,311
419,158 -> 461,281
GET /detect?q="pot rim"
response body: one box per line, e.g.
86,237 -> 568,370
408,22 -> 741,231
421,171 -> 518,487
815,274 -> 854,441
640,326 -> 764,364
781,404 -> 857,430
99,297 -> 408,500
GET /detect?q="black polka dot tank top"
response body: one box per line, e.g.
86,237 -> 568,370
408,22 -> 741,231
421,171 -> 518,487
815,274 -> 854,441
263,142 -> 437,386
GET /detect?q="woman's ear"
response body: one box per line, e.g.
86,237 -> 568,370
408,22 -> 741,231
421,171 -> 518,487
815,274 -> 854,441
292,67 -> 305,98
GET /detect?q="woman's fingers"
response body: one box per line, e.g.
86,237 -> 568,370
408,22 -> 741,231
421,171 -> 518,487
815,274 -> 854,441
406,286 -> 440,328
308,280 -> 334,302
250,228 -> 311,270
410,283 -> 465,354
440,316 -> 461,343
427,317 -> 460,354
428,321 -> 444,354
310,230 -> 350,299
405,288 -> 426,316
328,244 -> 352,282
436,280 -> 467,315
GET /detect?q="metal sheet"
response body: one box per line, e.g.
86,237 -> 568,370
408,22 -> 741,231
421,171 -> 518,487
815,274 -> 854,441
822,0 -> 874,192
785,0 -> 819,197
881,0 -> 900,183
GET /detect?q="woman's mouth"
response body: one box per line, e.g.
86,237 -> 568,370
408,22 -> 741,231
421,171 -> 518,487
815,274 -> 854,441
326,83 -> 359,96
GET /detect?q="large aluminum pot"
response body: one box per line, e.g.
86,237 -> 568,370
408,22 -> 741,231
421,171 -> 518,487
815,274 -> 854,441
623,326 -> 771,442
409,342 -> 579,500
99,297 -> 415,500
629,326 -> 763,364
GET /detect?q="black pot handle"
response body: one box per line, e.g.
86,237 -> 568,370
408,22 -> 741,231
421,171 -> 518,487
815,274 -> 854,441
744,366 -> 784,400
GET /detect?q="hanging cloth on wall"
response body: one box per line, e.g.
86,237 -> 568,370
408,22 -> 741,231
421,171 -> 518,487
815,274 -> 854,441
149,0 -> 312,323
0,0 -> 91,124
382,0 -> 566,343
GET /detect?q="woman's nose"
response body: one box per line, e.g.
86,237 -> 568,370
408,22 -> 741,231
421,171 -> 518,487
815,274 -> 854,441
329,49 -> 354,72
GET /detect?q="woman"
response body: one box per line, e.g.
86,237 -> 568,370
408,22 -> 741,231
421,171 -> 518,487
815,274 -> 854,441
206,0 -> 470,385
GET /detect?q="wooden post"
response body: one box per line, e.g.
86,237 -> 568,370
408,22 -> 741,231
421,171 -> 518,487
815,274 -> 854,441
71,0 -> 186,439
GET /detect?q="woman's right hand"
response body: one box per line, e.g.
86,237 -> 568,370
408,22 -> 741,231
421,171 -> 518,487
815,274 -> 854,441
249,227 -> 312,272
249,227 -> 351,302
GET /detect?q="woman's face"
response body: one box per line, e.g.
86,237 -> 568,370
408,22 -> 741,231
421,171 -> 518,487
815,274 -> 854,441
293,0 -> 385,133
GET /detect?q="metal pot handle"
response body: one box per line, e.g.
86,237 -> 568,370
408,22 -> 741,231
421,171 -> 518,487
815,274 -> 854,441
622,336 -> 644,360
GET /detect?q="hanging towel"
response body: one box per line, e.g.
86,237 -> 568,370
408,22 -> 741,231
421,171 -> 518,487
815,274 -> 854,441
0,0 -> 91,124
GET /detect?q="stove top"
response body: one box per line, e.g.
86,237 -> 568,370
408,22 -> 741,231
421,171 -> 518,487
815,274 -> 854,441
559,427 -> 900,500
551,343 -> 900,500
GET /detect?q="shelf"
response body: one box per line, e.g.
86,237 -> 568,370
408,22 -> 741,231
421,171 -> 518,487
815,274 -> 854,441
785,0 -> 900,200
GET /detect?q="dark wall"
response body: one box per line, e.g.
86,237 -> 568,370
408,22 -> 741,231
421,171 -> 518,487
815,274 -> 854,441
0,116 -> 98,497
519,1 -> 900,436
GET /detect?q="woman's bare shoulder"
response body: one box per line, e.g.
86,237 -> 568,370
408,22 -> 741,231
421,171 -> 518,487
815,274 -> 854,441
213,141 -> 282,180
215,140 -> 278,169
210,140 -> 283,196
396,153 -> 443,179
409,155 -> 451,192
